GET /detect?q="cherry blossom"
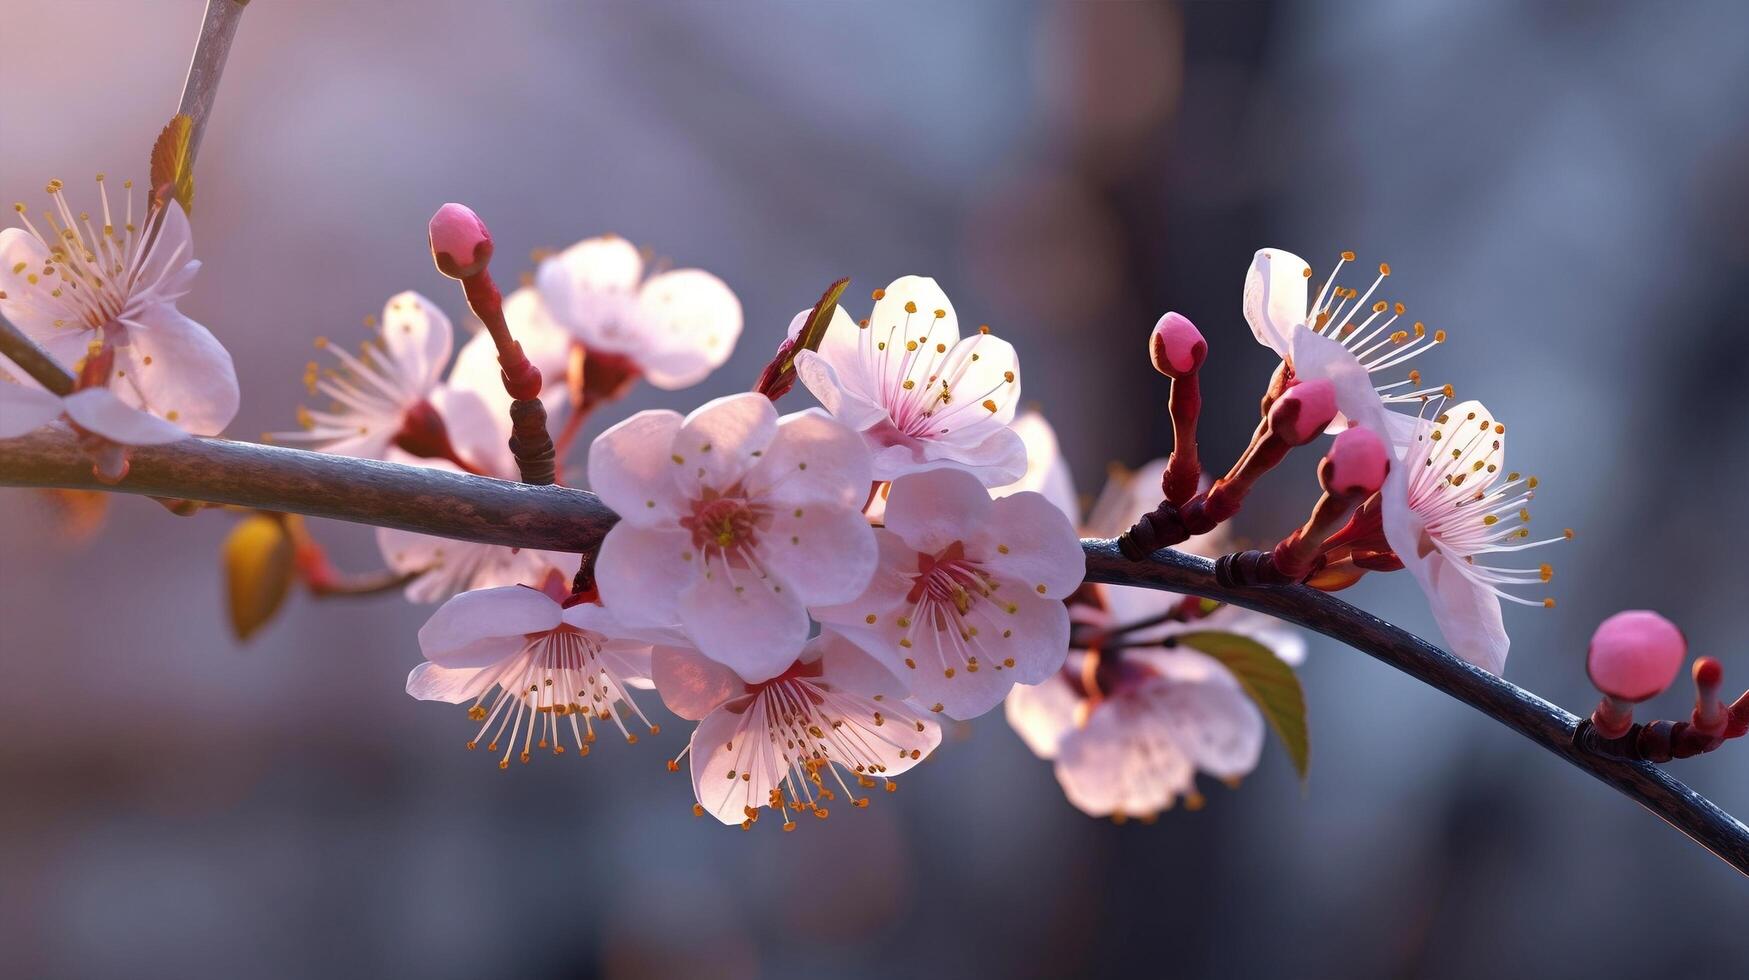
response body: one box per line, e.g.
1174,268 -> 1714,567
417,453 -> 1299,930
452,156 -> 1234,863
815,465 -> 1083,719
535,233 -> 741,390
590,392 -> 876,683
1244,248 -> 1450,423
1009,648 -> 1265,820
0,362 -> 188,470
1378,399 -> 1565,674
267,291 -> 458,459
655,632 -> 940,830
794,276 -> 1026,486
409,581 -> 672,768
1,176 -> 237,434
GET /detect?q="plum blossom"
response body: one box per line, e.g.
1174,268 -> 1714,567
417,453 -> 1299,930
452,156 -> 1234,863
1378,399 -> 1565,674
536,234 -> 741,390
1244,248 -> 1450,426
410,581 -> 670,768
794,275 -> 1026,486
267,291 -> 459,459
590,392 -> 877,683
375,367 -> 569,602
655,632 -> 940,829
815,465 -> 1083,720
1008,648 -> 1265,820
1,356 -> 188,478
1,176 -> 237,434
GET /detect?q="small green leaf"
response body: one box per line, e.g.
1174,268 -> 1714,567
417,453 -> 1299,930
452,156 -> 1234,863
1176,630 -> 1309,780
149,114 -> 196,214
223,513 -> 295,642
781,277 -> 849,374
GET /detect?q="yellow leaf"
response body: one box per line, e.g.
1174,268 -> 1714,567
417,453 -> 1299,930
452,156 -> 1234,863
149,114 -> 196,215
223,514 -> 295,642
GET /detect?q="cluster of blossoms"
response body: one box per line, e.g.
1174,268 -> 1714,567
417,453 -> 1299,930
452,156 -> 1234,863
1,175 -> 239,478
0,169 -> 1592,827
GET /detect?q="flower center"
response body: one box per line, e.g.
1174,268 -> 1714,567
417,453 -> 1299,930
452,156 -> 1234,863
463,624 -> 657,769
1303,250 -> 1450,407
680,489 -> 767,561
8,176 -> 161,333
889,541 -> 1018,679
854,301 -> 1016,439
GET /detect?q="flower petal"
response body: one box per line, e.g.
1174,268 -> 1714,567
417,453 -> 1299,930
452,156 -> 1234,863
595,524 -> 694,626
759,503 -> 877,606
380,291 -> 453,394
405,661 -> 493,704
1146,664 -> 1264,779
794,348 -> 890,431
911,422 -> 1028,487
672,392 -> 778,493
651,644 -> 748,721
112,306 -> 239,436
417,585 -> 561,669
131,202 -> 197,304
60,388 -> 189,444
688,696 -> 769,825
1003,671 -> 1081,760
535,234 -> 644,347
0,383 -> 66,437
882,467 -> 995,556
867,276 -> 961,390
586,408 -> 686,524
634,268 -> 742,389
985,490 -> 1086,600
747,408 -> 872,508
812,629 -> 912,700
1242,248 -> 1309,357
1287,322 -> 1389,437
677,564 -> 810,684
0,227 -> 62,339
994,411 -> 1078,521
1054,694 -> 1195,818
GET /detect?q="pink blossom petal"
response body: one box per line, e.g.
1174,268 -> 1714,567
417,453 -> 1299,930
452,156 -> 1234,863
535,234 -> 644,347
60,388 -> 189,444
688,696 -> 767,825
913,424 -> 1028,487
984,490 -> 1086,599
1003,671 -> 1081,761
812,629 -> 912,701
112,306 -> 239,436
747,408 -> 872,508
882,467 -> 996,556
994,411 -> 1078,521
1054,691 -> 1195,818
677,565 -> 810,684
594,524 -> 694,626
404,661 -> 493,704
760,503 -> 876,606
587,409 -> 686,525
672,393 -> 778,493
380,291 -> 454,395
1147,664 -> 1265,778
1242,247 -> 1309,357
131,201 -> 196,303
0,383 -> 66,437
652,644 -> 748,721
0,227 -> 65,341
417,585 -> 562,669
634,268 -> 742,389
794,349 -> 891,431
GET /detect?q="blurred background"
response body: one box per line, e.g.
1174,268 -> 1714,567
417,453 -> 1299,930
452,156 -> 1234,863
4,1 -> 1747,976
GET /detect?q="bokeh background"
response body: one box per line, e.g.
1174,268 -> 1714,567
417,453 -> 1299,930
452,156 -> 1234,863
4,1 -> 1747,976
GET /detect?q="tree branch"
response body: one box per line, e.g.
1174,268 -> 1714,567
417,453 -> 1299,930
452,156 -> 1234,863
177,0 -> 249,164
1,426 -> 1745,877
0,314 -> 75,395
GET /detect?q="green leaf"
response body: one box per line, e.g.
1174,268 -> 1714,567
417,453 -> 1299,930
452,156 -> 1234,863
223,513 -> 295,642
1176,630 -> 1309,781
780,277 -> 850,375
149,114 -> 196,215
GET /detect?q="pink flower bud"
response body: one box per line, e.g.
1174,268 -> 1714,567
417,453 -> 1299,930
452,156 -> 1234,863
1149,312 -> 1206,378
428,203 -> 494,279
1324,426 -> 1389,496
1268,379 -> 1337,446
1587,610 -> 1686,702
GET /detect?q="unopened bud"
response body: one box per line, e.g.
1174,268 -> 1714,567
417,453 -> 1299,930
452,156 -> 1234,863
1268,379 -> 1337,447
1323,426 -> 1389,496
429,203 -> 494,279
1692,657 -> 1728,737
1149,312 -> 1206,379
1587,610 -> 1686,702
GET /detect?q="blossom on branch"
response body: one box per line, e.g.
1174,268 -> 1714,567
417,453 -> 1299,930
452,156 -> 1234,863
267,291 -> 460,460
2,176 -> 237,434
655,631 -> 940,830
590,392 -> 877,684
794,275 -> 1026,486
816,465 -> 1083,719
536,234 -> 742,393
409,581 -> 670,768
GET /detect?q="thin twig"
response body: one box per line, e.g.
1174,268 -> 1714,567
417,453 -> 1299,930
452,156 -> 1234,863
0,314 -> 75,395
0,426 -> 1744,877
177,0 -> 249,165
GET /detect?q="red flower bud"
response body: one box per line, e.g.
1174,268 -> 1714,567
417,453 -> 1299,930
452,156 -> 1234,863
1268,379 -> 1337,447
1324,426 -> 1389,496
1149,312 -> 1206,379
428,202 -> 494,280
1587,610 -> 1686,702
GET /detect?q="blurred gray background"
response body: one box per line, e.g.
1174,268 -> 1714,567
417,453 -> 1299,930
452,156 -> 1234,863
3,1 -> 1747,977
